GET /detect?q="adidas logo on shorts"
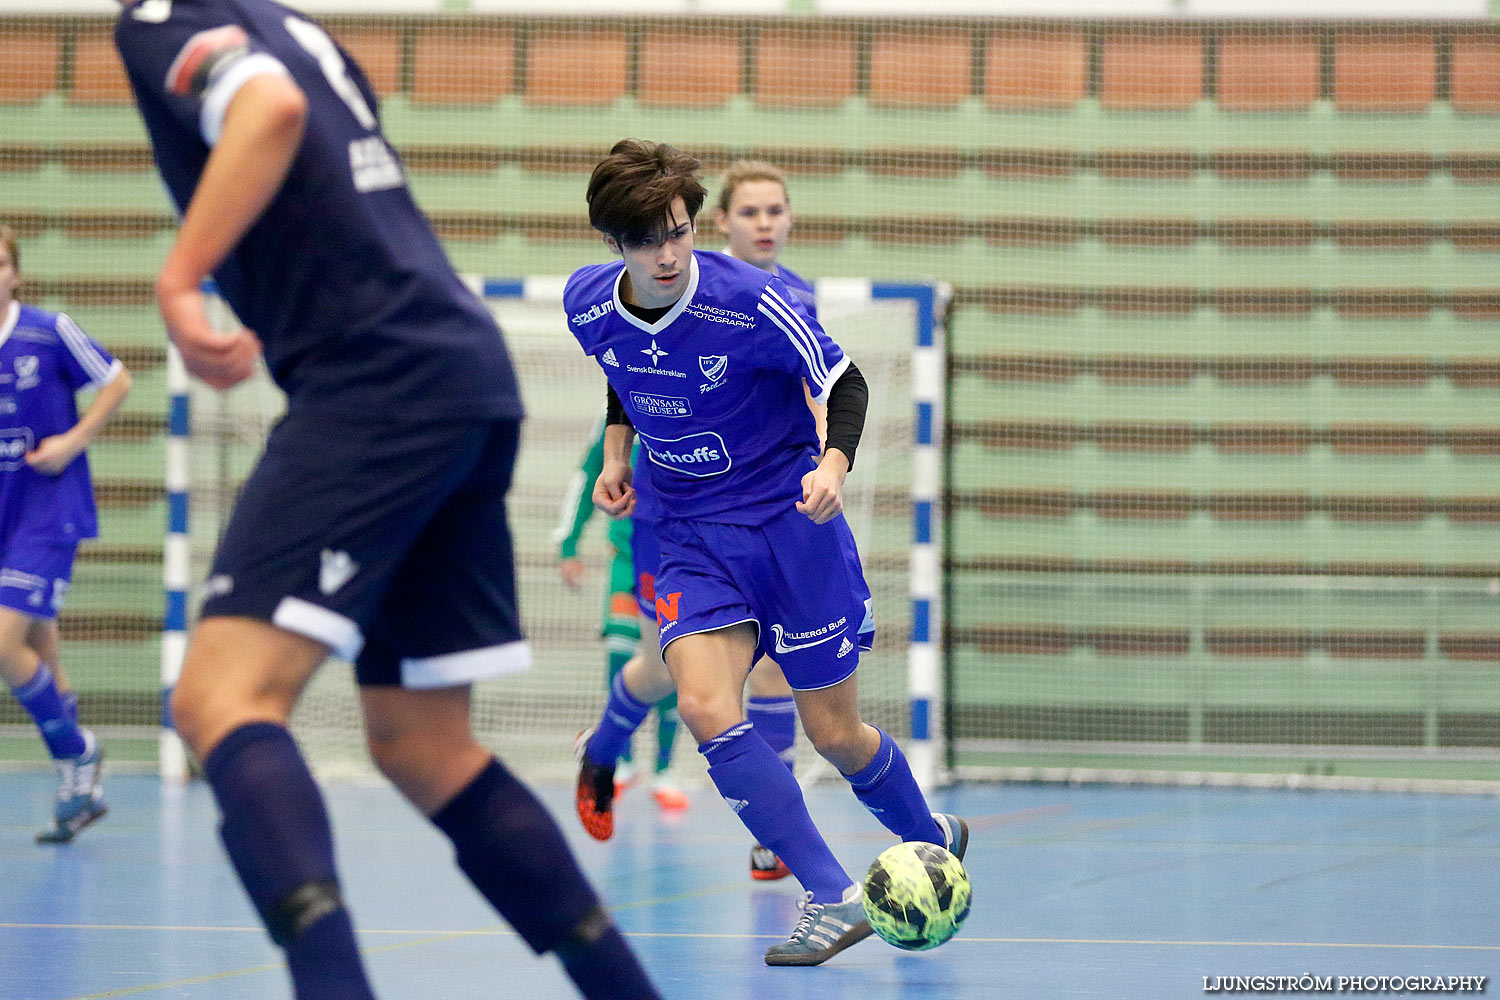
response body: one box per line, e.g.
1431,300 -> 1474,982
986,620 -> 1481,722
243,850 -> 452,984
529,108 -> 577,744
837,636 -> 854,658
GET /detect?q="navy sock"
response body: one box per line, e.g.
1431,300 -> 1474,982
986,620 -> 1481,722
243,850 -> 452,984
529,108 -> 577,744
12,664 -> 86,759
845,728 -> 943,844
203,722 -> 374,1000
61,688 -> 79,727
586,671 -> 653,766
432,758 -> 660,1000
746,695 -> 797,774
700,723 -> 851,902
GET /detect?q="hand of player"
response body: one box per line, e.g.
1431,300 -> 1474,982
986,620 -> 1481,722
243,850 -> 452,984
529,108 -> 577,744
797,450 -> 849,524
157,277 -> 262,390
559,558 -> 586,590
24,432 -> 84,475
593,460 -> 636,520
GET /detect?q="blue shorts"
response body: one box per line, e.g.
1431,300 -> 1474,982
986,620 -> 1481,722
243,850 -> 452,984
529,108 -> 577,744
652,508 -> 875,691
200,413 -> 529,689
0,537 -> 76,620
631,516 -> 662,618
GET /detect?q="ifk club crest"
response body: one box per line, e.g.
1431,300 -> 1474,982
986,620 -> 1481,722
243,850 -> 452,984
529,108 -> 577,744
699,355 -> 728,382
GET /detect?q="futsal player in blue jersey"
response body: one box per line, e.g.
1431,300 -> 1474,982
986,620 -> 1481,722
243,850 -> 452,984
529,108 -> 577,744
566,139 -> 969,967
573,160 -> 837,881
0,226 -> 133,844
113,4 -> 662,999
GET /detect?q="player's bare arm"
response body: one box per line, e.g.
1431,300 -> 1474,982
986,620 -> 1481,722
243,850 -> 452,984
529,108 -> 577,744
594,421 -> 637,519
25,364 -> 134,475
156,75 -> 307,389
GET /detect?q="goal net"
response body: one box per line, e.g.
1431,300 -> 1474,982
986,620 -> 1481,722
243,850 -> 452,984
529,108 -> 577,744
179,283 -> 922,784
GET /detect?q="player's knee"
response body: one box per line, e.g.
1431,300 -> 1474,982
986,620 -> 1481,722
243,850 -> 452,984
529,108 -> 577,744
672,687 -> 739,741
805,721 -> 868,773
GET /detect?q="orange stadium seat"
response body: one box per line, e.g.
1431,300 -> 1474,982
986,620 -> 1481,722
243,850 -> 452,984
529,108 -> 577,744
1216,29 -> 1321,111
638,27 -> 742,108
1333,30 -> 1435,112
869,28 -> 972,109
1450,31 -> 1500,114
0,24 -> 59,103
983,27 -> 1087,109
411,25 -> 514,105
525,27 -> 628,106
69,25 -> 133,105
754,26 -> 856,108
1100,29 -> 1203,110
324,22 -> 402,97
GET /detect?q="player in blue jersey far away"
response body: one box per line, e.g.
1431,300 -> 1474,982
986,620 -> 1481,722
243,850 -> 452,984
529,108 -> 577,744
113,4 -> 663,999
0,225 -> 133,843
565,139 -> 969,967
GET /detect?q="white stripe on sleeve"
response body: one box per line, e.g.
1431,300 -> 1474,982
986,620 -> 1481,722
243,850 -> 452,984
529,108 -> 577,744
55,313 -> 113,384
760,286 -> 831,384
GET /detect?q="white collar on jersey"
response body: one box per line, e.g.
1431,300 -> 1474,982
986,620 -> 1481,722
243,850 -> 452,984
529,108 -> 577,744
611,253 -> 700,334
0,302 -> 18,350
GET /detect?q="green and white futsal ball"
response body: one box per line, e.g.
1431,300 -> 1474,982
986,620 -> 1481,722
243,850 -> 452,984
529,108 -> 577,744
862,841 -> 972,951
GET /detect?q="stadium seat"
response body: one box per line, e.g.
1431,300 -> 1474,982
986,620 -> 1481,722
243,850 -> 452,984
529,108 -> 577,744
69,25 -> 133,105
1332,222 -> 1434,249
1333,30 -> 1436,112
328,22 -> 402,97
1208,424 -> 1314,454
1210,151 -> 1315,181
1447,358 -> 1500,387
1451,291 -> 1500,318
1328,357 -> 1431,386
638,27 -> 742,108
754,26 -> 856,108
411,24 -> 514,105
1100,29 -> 1203,111
869,28 -> 972,109
983,27 -> 1087,109
1327,423 -> 1430,455
1446,428 -> 1500,455
1093,421 -> 1195,453
524,27 -> 628,106
1213,220 -> 1315,248
1216,29 -> 1321,112
1451,31 -> 1500,113
1330,152 -> 1434,181
0,24 -> 59,103
1439,633 -> 1500,660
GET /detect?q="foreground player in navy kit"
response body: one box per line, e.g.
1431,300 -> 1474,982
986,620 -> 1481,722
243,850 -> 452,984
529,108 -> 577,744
566,139 -> 968,967
114,4 -> 662,998
0,226 -> 132,843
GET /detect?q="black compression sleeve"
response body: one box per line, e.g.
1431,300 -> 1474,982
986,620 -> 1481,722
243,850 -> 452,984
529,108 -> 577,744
822,361 -> 868,471
605,383 -> 633,428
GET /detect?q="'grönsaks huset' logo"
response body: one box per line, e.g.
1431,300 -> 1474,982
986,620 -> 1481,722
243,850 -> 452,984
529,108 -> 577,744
638,430 -> 731,478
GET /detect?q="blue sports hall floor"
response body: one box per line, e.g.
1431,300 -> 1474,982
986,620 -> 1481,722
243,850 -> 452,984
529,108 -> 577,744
2,770 -> 1497,999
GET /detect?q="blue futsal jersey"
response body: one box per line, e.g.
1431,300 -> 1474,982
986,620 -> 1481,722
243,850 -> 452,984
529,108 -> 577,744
566,251 -> 848,525
770,264 -> 817,322
0,303 -> 121,543
115,0 -> 520,420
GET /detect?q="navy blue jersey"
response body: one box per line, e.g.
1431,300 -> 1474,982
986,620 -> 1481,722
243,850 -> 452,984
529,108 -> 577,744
115,0 -> 521,420
0,303 -> 121,542
566,251 -> 848,525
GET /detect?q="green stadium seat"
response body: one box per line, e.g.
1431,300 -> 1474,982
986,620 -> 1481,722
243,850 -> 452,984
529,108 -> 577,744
1450,31 -> 1500,114
70,24 -> 133,106
983,27 -> 1087,110
1216,28 -> 1321,112
869,28 -> 972,109
524,27 -> 627,106
410,24 -> 514,106
1333,30 -> 1436,112
638,27 -> 743,109
754,26 -> 855,108
1100,28 -> 1203,111
0,23 -> 59,103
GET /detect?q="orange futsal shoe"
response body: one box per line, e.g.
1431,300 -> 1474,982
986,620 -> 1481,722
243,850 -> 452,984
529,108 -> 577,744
650,777 -> 689,812
750,843 -> 792,881
573,728 -> 616,841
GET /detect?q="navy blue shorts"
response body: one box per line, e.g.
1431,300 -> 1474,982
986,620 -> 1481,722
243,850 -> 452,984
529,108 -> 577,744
0,536 -> 76,620
200,413 -> 528,689
653,507 -> 875,691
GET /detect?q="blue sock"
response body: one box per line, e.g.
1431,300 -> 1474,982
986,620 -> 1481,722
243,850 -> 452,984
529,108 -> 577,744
203,722 -> 374,1000
432,758 -> 661,1000
700,723 -> 852,903
61,688 -> 79,727
845,728 -> 943,844
11,664 -> 86,759
586,671 -> 653,767
746,695 -> 797,774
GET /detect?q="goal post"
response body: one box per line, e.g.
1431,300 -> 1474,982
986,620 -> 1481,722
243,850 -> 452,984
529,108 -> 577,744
163,276 -> 949,786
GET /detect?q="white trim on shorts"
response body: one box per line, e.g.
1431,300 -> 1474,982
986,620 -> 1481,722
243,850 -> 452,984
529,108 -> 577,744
272,596 -> 364,661
401,641 -> 532,690
659,616 -> 761,660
